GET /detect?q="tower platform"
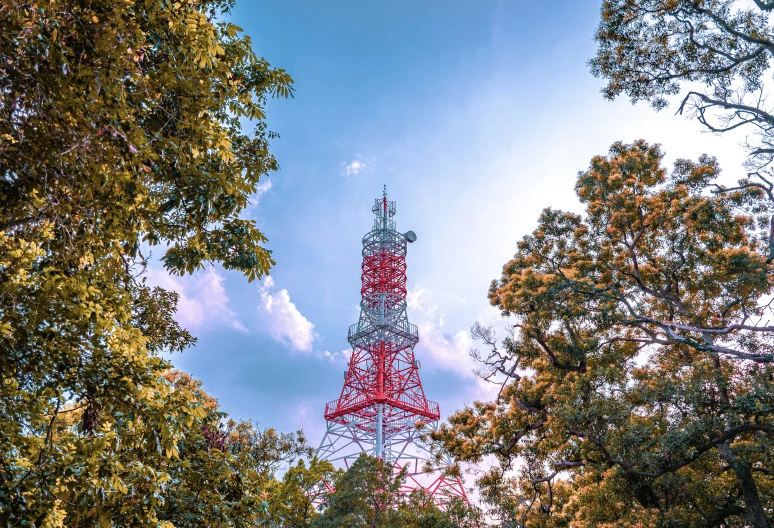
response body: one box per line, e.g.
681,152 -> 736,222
316,188 -> 467,508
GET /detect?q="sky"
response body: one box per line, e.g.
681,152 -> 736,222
149,1 -> 751,447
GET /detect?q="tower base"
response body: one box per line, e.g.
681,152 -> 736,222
316,418 -> 468,508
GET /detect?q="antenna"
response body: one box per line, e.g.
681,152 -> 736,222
316,189 -> 468,509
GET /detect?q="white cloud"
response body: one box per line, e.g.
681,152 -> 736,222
406,287 -> 425,310
415,320 -> 477,378
145,266 -> 246,332
262,275 -> 276,290
340,154 -> 370,177
408,287 -> 503,400
258,277 -> 317,352
242,179 -> 273,216
316,347 -> 352,363
252,179 -> 273,201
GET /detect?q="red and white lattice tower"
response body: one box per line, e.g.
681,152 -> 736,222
317,187 -> 467,507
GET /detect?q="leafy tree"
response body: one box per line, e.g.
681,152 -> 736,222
394,489 -> 483,528
47,370 -> 309,526
435,141 -> 774,527
157,371 -> 310,527
313,456 -> 480,528
265,457 -> 339,528
314,455 -> 406,528
591,0 -> 774,168
0,0 -> 291,525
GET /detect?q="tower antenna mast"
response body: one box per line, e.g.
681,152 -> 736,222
317,187 -> 467,507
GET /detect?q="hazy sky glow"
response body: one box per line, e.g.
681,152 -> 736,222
150,1 -> 751,446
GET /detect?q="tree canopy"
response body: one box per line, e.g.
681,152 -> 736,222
0,0 -> 292,525
266,456 -> 338,528
141,371 -> 312,528
435,140 -> 774,527
313,455 -> 406,528
591,0 -> 774,168
313,455 -> 481,528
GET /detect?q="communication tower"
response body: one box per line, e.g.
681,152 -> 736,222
317,187 -> 467,506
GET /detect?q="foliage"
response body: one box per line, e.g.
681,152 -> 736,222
0,0 -> 291,525
157,371 -> 310,528
313,455 -> 407,528
435,141 -> 774,527
394,489 -> 483,528
591,0 -> 774,168
47,370 -> 310,527
265,457 -> 338,528
312,455 -> 481,528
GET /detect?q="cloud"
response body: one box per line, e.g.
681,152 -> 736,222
407,287 -> 503,399
242,179 -> 273,216
406,288 -> 425,310
316,347 -> 352,364
258,277 -> 317,352
340,154 -> 369,177
407,287 -> 475,376
252,179 -> 273,202
145,266 -> 246,332
416,321 -> 477,378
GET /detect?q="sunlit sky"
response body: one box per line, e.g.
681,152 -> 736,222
149,1 -> 749,446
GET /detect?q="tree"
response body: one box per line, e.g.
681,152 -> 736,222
157,371 -> 310,528
312,456 -> 481,528
265,457 -> 338,528
394,489 -> 483,528
51,369 -> 309,526
0,0 -> 292,525
313,455 -> 406,528
434,141 -> 774,527
591,0 -> 774,168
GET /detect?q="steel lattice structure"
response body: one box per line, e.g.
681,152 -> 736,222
317,187 -> 467,508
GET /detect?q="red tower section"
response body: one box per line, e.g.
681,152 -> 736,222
317,188 -> 467,507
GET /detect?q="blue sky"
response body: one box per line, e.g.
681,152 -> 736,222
149,1 -> 749,445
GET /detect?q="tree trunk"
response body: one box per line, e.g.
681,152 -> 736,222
718,442 -> 771,528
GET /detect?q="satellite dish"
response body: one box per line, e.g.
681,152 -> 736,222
413,360 -> 421,369
404,231 -> 417,243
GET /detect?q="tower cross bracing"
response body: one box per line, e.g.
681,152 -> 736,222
316,188 -> 467,507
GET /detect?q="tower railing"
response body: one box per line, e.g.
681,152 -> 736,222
347,320 -> 418,344
316,188 -> 468,508
324,393 -> 440,422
